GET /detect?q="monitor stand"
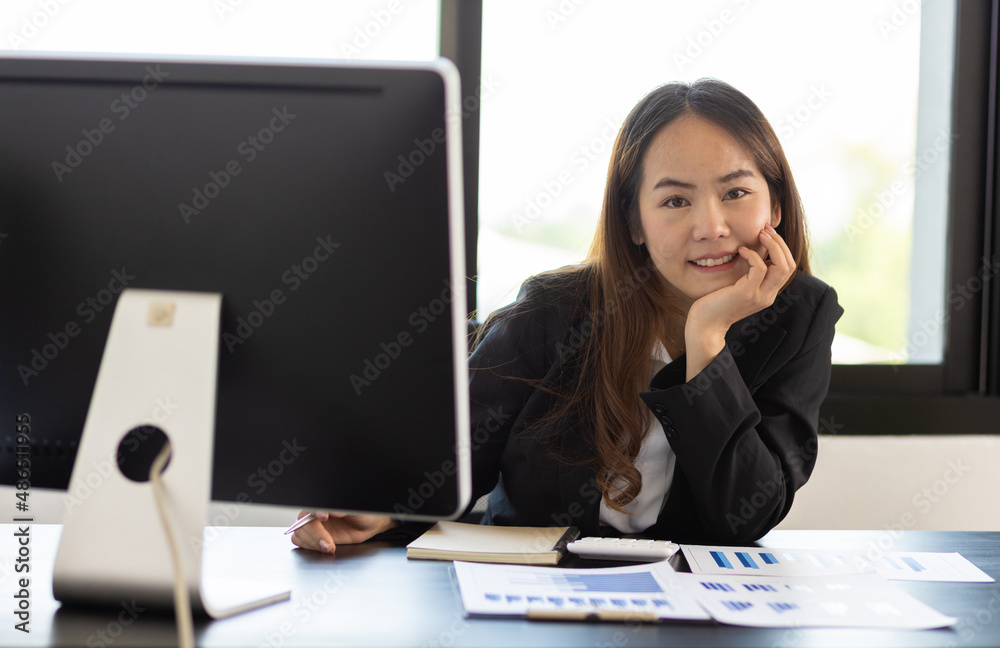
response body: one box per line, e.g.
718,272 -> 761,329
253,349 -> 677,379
53,289 -> 290,618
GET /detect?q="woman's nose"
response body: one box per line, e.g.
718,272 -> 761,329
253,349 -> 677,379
691,201 -> 730,240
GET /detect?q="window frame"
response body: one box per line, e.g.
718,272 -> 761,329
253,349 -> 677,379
443,0 -> 1000,434
821,0 -> 1000,434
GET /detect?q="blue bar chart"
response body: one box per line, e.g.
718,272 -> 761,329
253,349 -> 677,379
681,573 -> 958,629
454,561 -> 711,621
710,551 -> 732,569
544,572 -> 662,593
681,545 -> 993,582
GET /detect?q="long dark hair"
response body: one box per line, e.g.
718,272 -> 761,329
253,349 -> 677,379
482,79 -> 810,512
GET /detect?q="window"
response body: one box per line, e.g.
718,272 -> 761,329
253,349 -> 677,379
6,0 -> 998,433
456,0 -> 1000,433
476,0 -> 955,368
1,0 -> 440,61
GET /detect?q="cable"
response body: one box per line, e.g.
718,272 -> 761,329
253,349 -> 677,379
150,441 -> 195,648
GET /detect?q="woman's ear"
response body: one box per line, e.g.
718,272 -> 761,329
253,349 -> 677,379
626,212 -> 646,245
771,202 -> 782,229
626,202 -> 645,245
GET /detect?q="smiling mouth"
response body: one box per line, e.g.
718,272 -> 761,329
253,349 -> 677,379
692,253 -> 735,267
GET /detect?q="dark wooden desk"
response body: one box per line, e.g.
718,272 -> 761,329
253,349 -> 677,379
6,525 -> 1000,647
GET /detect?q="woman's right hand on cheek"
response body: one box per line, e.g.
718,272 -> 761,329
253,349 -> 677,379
683,224 -> 796,380
290,511 -> 397,554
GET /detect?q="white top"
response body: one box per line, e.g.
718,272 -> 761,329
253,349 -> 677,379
599,341 -> 677,534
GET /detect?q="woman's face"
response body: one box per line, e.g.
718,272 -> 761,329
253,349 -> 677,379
635,115 -> 781,310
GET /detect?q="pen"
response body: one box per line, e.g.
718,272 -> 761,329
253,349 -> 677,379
284,513 -> 317,535
526,610 -> 658,622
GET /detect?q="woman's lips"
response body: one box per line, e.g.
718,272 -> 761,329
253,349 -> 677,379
689,253 -> 737,272
691,253 -> 736,267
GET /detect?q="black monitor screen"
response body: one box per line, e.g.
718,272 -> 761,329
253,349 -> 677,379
0,55 -> 469,519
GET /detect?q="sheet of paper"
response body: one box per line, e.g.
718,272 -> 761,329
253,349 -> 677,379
452,560 -> 711,621
679,572 -> 956,629
683,546 -> 861,577
682,545 -> 994,582
868,551 -> 994,582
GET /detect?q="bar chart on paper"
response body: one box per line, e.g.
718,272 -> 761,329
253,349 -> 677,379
452,561 -> 711,621
508,571 -> 663,592
678,572 -> 958,629
692,547 -> 859,576
868,551 -> 993,582
682,546 -> 993,582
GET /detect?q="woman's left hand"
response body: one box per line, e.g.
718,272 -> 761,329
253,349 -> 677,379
683,224 -> 796,381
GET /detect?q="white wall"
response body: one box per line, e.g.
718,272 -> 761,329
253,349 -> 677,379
9,435 -> 998,531
777,435 -> 1000,531
2,485 -> 301,527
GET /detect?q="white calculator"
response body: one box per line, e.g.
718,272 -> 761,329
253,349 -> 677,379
566,537 -> 680,562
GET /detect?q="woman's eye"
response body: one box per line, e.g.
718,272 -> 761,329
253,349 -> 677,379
663,196 -> 688,208
724,188 -> 748,200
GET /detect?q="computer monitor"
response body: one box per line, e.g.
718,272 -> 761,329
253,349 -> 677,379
0,54 -> 470,521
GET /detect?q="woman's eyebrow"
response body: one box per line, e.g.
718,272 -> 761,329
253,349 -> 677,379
716,169 -> 756,184
651,177 -> 695,191
651,169 -> 757,192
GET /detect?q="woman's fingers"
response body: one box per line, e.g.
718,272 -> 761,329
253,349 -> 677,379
686,225 -> 798,345
734,226 -> 795,309
290,511 -> 396,554
764,224 -> 795,271
736,245 -> 767,294
290,511 -> 336,554
757,225 -> 795,293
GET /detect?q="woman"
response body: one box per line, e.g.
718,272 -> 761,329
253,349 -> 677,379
293,79 -> 842,553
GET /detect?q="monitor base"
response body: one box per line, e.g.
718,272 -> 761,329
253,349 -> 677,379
52,289 -> 289,618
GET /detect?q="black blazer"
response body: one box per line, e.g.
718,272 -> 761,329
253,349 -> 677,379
467,269 -> 843,544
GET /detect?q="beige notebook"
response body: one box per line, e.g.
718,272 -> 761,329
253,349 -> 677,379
406,521 -> 580,565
